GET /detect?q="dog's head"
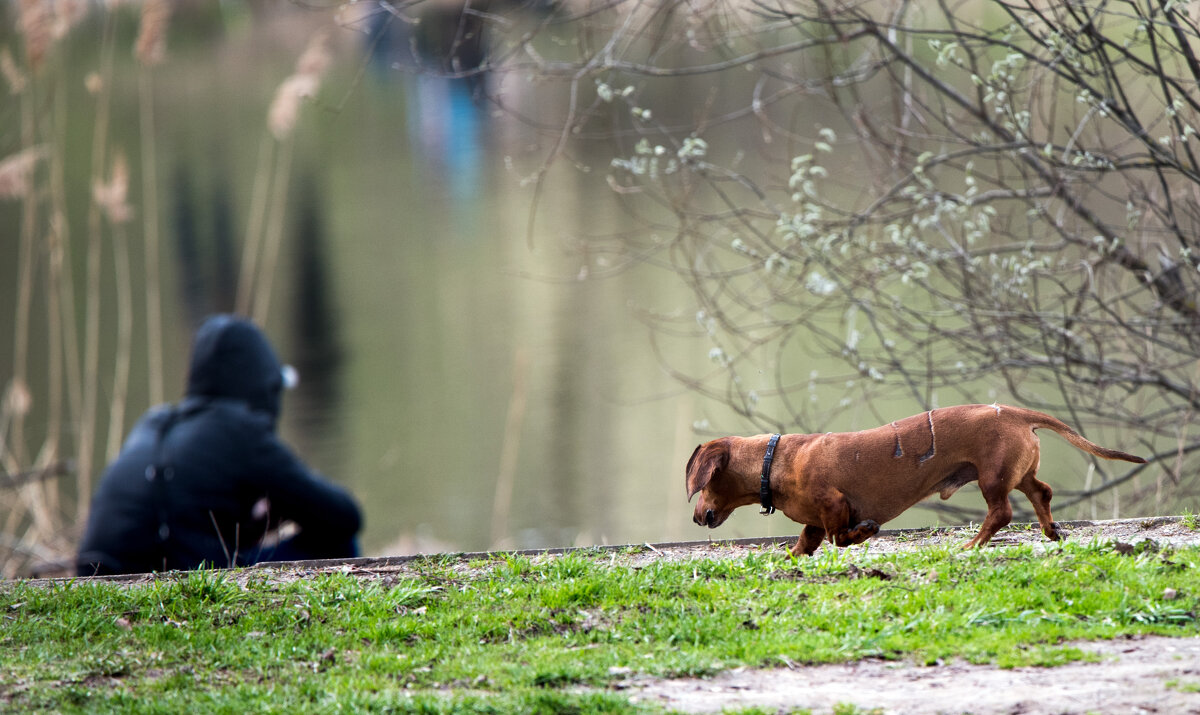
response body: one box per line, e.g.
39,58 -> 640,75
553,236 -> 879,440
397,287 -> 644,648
686,438 -> 758,529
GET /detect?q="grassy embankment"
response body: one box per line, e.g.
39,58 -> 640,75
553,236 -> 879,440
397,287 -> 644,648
2,537 -> 1198,713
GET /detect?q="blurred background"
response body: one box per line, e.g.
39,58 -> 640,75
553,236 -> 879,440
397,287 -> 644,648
0,1 -> 768,572
3,0 -> 1190,576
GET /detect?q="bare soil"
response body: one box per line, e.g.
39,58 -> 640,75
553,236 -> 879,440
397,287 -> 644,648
630,635 -> 1200,714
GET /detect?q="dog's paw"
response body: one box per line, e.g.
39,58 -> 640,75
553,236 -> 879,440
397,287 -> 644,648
856,519 -> 881,536
835,519 -> 881,546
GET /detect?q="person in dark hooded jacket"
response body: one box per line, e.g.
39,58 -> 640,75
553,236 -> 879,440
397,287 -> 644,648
76,315 -> 361,576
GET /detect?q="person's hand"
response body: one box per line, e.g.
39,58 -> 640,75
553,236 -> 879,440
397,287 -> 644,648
252,497 -> 271,521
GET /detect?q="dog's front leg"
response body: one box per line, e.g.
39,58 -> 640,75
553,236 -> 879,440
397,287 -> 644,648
807,487 -> 882,549
831,519 -> 880,547
791,525 -> 826,556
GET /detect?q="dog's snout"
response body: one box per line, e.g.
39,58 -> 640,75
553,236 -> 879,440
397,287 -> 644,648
693,503 -> 720,528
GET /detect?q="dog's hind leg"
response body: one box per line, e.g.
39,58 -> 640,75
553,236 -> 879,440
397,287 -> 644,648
791,525 -> 826,556
963,470 -> 1014,548
1017,468 -> 1060,541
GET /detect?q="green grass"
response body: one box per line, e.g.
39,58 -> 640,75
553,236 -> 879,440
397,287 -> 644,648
1166,678 -> 1200,693
1,540 -> 1198,713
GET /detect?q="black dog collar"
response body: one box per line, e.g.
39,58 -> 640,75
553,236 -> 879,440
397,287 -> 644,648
760,433 -> 781,515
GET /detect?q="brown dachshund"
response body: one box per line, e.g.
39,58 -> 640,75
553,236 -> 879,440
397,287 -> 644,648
686,404 -> 1147,555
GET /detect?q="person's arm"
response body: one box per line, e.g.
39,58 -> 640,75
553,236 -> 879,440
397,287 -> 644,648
247,434 -> 362,551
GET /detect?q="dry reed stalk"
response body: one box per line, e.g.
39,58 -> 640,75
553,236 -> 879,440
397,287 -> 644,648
250,140 -> 295,324
0,378 -> 33,563
94,152 -> 134,462
3,381 -> 32,417
92,151 -> 132,225
267,31 -> 332,141
0,489 -> 16,576
2,0 -> 90,577
9,214 -> 32,468
0,381 -> 32,471
15,467 -> 57,551
50,0 -> 89,41
0,146 -> 47,199
77,217 -> 101,521
76,11 -> 119,523
267,74 -> 319,141
7,104 -> 43,476
50,78 -> 84,451
135,0 -> 170,67
17,0 -> 51,71
0,48 -> 27,94
0,504 -> 19,568
42,222 -> 64,519
105,222 -> 134,463
2,36 -> 40,569
235,136 -> 276,316
139,71 -> 165,406
28,66 -> 84,556
295,30 -> 333,78
135,0 -> 170,405
245,30 -> 333,321
1,512 -> 63,577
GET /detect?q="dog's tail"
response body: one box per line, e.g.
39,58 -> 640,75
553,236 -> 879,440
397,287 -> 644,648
1020,408 -> 1147,463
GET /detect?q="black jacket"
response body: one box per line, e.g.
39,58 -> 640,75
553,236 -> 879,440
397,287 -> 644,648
77,315 -> 361,575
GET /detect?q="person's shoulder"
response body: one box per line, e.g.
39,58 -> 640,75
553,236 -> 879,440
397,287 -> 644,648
140,403 -> 175,423
201,398 -> 275,431
121,404 -> 174,441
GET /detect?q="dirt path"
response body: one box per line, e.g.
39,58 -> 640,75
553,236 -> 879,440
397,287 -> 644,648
631,635 -> 1200,714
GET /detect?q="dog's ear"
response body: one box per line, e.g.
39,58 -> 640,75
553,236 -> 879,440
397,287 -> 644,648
686,440 -> 729,500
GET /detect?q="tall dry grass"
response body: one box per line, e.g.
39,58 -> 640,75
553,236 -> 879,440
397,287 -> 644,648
0,4 -> 331,578
137,0 -> 169,409
239,29 -> 333,324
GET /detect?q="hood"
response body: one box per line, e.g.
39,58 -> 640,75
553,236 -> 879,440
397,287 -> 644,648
185,315 -> 285,422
